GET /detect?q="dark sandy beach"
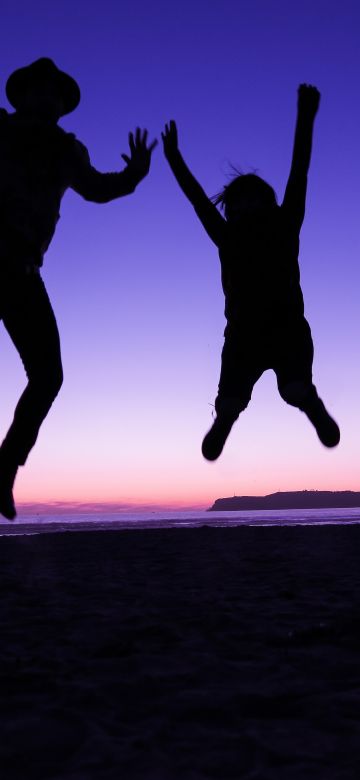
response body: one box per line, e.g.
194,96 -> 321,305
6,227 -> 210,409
1,525 -> 360,779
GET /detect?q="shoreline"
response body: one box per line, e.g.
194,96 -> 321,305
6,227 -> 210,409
1,515 -> 360,536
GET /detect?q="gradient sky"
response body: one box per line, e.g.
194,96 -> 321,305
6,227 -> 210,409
1,0 -> 359,507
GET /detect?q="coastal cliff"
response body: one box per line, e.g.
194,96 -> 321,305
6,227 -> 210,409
208,491 -> 360,511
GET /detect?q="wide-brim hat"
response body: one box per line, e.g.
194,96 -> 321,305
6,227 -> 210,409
6,57 -> 80,116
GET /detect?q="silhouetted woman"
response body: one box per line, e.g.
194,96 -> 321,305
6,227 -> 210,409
162,84 -> 340,460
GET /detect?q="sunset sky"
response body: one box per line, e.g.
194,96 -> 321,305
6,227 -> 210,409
1,0 -> 359,508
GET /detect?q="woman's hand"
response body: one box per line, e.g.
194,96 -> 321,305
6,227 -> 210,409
161,120 -> 179,160
297,84 -> 320,118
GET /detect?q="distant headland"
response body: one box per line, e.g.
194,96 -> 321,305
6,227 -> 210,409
208,491 -> 360,512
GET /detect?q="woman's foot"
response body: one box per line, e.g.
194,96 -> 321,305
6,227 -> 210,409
202,415 -> 237,461
303,398 -> 340,448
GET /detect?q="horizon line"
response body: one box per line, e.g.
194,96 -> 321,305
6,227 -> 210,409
14,488 -> 360,515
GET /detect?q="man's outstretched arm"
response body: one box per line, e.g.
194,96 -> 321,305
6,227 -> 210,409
162,120 -> 226,247
70,128 -> 157,203
282,84 -> 320,228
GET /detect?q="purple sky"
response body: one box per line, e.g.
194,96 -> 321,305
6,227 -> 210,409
1,0 -> 359,507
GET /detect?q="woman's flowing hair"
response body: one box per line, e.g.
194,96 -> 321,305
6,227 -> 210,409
211,168 -> 277,213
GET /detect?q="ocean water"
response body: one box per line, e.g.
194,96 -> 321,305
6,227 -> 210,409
1,507 -> 360,535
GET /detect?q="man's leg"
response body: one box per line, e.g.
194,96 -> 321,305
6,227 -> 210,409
0,272 -> 63,518
202,331 -> 262,461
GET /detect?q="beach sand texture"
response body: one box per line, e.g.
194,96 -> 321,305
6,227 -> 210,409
1,525 -> 360,779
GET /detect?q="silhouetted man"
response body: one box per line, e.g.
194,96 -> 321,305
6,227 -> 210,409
0,58 -> 156,519
162,85 -> 340,460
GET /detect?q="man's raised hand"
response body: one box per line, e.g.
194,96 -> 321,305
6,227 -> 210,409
121,128 -> 157,181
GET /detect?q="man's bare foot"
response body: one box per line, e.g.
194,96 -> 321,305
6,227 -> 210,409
0,457 -> 18,520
